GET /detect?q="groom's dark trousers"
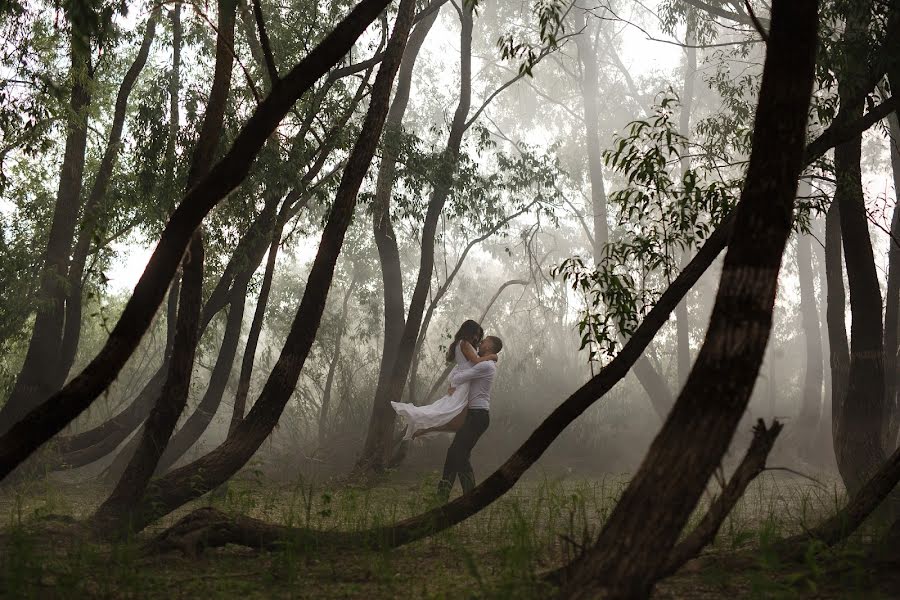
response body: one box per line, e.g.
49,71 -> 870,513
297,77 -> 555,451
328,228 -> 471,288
438,408 -> 490,496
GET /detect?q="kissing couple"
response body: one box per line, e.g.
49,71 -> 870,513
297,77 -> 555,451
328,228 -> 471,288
391,320 -> 503,498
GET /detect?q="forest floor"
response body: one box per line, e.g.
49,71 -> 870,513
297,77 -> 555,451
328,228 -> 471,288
0,468 -> 898,599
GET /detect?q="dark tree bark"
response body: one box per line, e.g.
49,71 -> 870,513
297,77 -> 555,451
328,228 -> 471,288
556,1 -> 818,596
883,107 -> 900,452
832,0 -> 889,494
155,283 -> 245,473
795,181 -> 825,459
112,0 -> 416,530
369,9 -> 439,423
58,10 -> 161,384
0,0 -> 400,481
0,33 -> 93,435
825,200 -> 850,453
360,2 -> 470,470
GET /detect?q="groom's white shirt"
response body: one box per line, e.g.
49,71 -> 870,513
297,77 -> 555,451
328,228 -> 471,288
449,361 -> 496,410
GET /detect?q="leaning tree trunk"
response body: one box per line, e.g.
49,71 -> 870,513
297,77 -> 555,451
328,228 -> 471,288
0,34 -> 93,435
359,2 -> 469,470
92,0 -> 237,529
0,0 -> 398,481
825,200 -> 851,458
558,0 -> 818,596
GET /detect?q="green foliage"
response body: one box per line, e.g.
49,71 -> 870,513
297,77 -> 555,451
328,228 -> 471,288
554,92 -> 739,361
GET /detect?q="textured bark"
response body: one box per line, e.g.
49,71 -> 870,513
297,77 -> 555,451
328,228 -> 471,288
0,35 -> 93,435
558,1 -> 817,596
0,0 -> 399,481
58,11 -> 160,384
795,181 -> 825,459
832,0 -> 889,494
117,0 -> 416,530
369,9 -> 438,418
360,3 -> 470,470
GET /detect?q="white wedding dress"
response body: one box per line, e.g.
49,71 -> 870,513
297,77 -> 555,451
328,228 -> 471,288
391,343 -> 471,440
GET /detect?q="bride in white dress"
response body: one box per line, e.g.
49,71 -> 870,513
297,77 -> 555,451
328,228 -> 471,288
391,320 -> 498,440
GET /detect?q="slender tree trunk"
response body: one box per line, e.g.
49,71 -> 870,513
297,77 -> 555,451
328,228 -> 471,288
883,108 -> 900,452
92,0 -> 236,528
320,274 -> 358,442
795,181 -> 824,460
58,11 -> 160,384
360,3 -> 469,470
0,35 -> 93,434
825,201 -> 850,458
369,9 -> 439,418
832,1 -> 888,494
155,282 -> 245,474
558,1 -> 817,595
675,12 -> 697,386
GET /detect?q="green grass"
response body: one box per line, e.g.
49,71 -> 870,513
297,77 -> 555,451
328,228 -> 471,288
0,470 -> 896,599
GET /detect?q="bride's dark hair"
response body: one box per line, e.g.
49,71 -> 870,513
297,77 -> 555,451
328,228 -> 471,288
446,319 -> 483,362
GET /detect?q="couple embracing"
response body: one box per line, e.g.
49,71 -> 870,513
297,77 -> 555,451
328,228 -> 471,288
391,320 -> 503,499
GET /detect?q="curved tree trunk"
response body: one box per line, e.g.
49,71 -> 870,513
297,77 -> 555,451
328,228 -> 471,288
368,8 -> 439,431
360,3 -> 467,470
0,0 -> 399,481
557,0 -> 818,595
825,201 -> 850,457
0,34 -> 93,435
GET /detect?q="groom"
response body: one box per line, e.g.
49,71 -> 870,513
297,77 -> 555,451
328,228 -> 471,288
437,335 -> 503,499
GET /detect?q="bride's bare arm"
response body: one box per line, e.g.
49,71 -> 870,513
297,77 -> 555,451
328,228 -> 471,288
459,340 -> 498,363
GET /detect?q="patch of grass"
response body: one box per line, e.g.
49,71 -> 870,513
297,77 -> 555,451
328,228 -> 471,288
0,471 -> 895,598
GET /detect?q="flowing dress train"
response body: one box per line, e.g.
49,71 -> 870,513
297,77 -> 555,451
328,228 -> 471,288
391,344 -> 471,440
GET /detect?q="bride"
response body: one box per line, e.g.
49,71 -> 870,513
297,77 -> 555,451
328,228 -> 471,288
392,319 -> 498,440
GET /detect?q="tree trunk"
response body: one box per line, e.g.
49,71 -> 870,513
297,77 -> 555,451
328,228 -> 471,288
368,8 -> 439,423
675,12 -> 697,386
825,201 -> 851,457
883,108 -> 900,453
360,2 -> 468,470
832,0 -> 888,494
558,1 -> 817,596
0,34 -> 93,435
116,0 -> 416,530
57,11 -> 160,384
155,282 -> 245,474
795,181 -> 824,460
320,273 -> 359,442
0,0 -> 397,481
